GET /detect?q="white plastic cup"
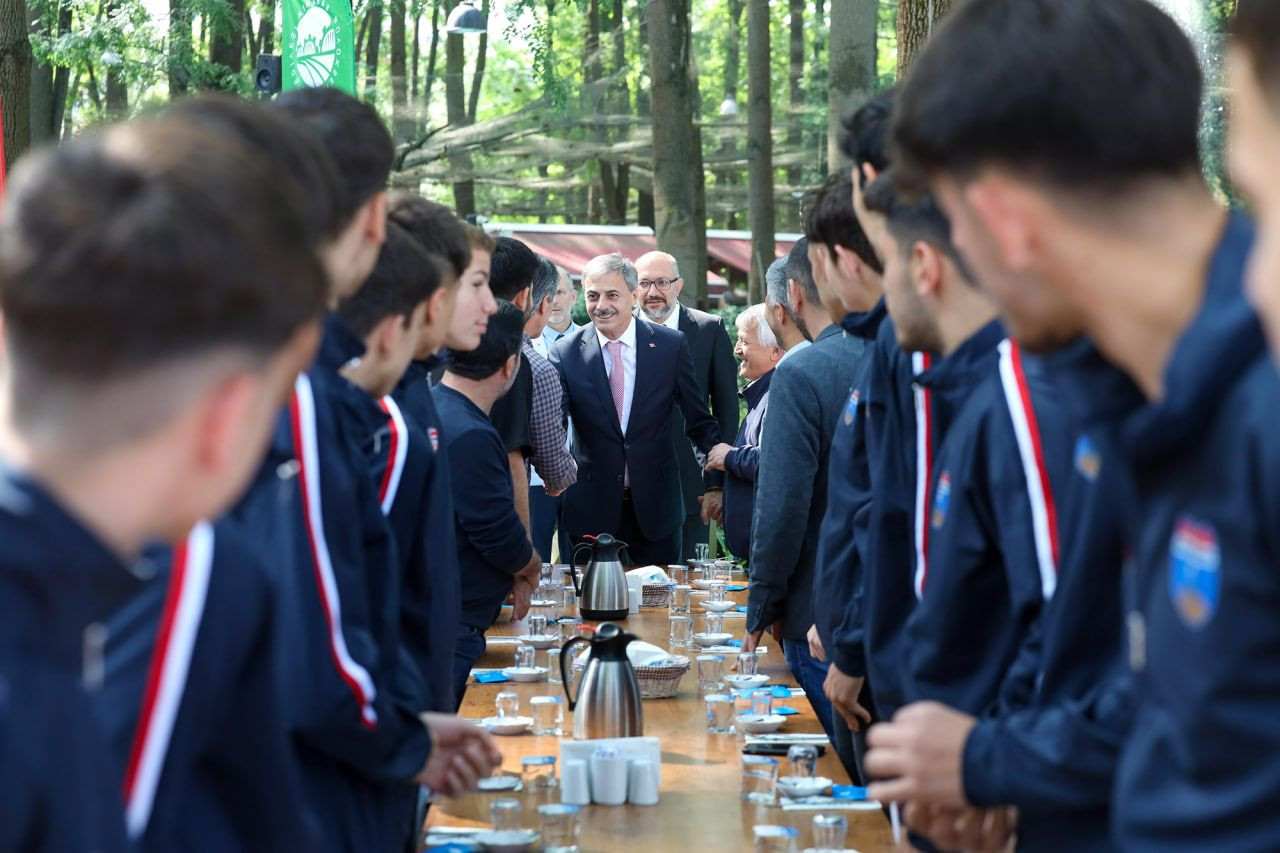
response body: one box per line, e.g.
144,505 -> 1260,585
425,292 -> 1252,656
627,758 -> 659,806
561,759 -> 591,806
589,746 -> 628,805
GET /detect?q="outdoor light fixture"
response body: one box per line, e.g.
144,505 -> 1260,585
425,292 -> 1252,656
443,2 -> 488,34
719,97 -> 739,117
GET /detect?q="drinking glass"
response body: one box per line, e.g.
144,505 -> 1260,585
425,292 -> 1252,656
695,543 -> 710,562
812,814 -> 848,852
740,757 -> 780,804
705,612 -> 725,635
530,695 -> 565,735
709,582 -> 728,604
697,654 -> 725,696
490,798 -> 522,831
737,651 -> 759,677
528,615 -> 549,638
713,560 -> 733,584
521,755 -> 557,792
515,644 -> 536,669
706,693 -> 735,733
752,691 -> 773,718
540,562 -> 554,584
670,584 -> 693,614
669,615 -> 694,648
668,565 -> 690,586
538,803 -> 580,853
495,691 -> 519,719
787,745 -> 818,779
752,825 -> 797,853
547,648 -> 563,684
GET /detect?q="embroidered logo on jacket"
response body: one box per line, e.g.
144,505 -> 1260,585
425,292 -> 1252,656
1074,434 -> 1101,482
843,389 -> 860,426
1169,517 -> 1220,630
428,427 -> 440,453
931,471 -> 952,530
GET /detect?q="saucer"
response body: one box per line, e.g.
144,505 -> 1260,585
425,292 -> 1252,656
501,666 -> 549,683
692,632 -> 734,648
475,774 -> 521,791
692,579 -> 725,590
700,600 -> 736,613
482,715 -> 533,736
737,713 -> 786,734
474,829 -> 541,852
516,634 -> 560,649
778,775 -> 833,798
724,674 -> 769,690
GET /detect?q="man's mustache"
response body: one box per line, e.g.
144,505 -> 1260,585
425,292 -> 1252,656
592,308 -> 619,319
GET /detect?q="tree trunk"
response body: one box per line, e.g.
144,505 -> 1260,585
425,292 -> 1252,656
634,0 -> 653,228
786,0 -> 803,188
597,0 -> 628,224
365,0 -> 382,100
422,0 -> 439,112
897,0 -> 955,77
718,0 -> 743,229
444,0 -> 474,215
390,0 -> 408,137
646,0 -> 706,303
29,3 -> 52,145
465,0 -> 487,122
259,0 -> 275,54
828,0 -> 877,169
746,0 -> 774,304
410,6 -> 420,99
0,0 -> 31,170
208,0 -> 245,85
167,0 -> 192,94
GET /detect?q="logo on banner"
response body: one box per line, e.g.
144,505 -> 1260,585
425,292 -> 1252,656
1074,434 -> 1101,482
289,2 -> 343,87
842,389 -> 859,426
931,471 -> 952,530
1169,517 -> 1220,630
427,427 -> 440,453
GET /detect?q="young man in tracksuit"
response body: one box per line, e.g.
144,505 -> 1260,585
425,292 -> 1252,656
0,118 -> 327,850
867,2 -> 1280,850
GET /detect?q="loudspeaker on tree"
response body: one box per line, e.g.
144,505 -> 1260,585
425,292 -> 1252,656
255,55 -> 283,95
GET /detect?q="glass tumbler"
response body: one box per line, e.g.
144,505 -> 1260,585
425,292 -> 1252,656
695,543 -> 710,562
752,825 -> 797,853
670,584 -> 693,614
709,581 -> 727,603
515,644 -> 536,670
751,691 -> 773,718
495,691 -> 519,719
787,745 -> 818,780
741,757 -> 780,804
520,755 -> 557,792
490,798 -> 522,831
538,803 -> 580,853
668,565 -> 691,586
528,614 -> 549,638
669,615 -> 694,648
530,695 -> 564,735
812,813 -> 848,852
737,651 -> 759,677
705,612 -> 725,635
706,693 -> 735,733
697,654 -> 725,696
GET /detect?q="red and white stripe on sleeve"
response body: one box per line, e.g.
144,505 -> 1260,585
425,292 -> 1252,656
997,339 -> 1061,600
122,520 -> 214,839
912,352 -> 934,601
289,374 -> 379,729
377,395 -> 409,516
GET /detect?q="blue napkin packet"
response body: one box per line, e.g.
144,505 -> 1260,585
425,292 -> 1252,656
734,605 -> 748,613
773,705 -> 799,716
832,785 -> 868,800
770,685 -> 794,699
724,639 -> 744,648
472,671 -> 510,684
726,584 -> 748,591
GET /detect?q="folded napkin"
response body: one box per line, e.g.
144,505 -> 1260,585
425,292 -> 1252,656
626,565 -> 670,584
734,605 -> 748,612
770,685 -> 794,699
472,671 -> 510,684
833,785 -> 868,800
726,584 -> 748,592
773,706 -> 799,715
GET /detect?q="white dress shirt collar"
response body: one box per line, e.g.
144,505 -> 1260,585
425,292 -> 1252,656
777,339 -> 811,367
596,315 -> 638,352
661,306 -> 682,331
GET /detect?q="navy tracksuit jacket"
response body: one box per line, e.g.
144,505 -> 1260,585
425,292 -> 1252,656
230,314 -> 429,852
1102,213 -> 1280,852
0,464 -> 142,853
96,519 -> 317,851
392,357 -> 462,714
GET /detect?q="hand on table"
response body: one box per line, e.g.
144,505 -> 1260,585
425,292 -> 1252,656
864,701 -> 977,808
742,629 -> 764,653
705,443 -> 734,471
698,490 -> 724,524
823,663 -> 873,731
807,623 -> 825,662
904,802 -> 1017,852
416,713 -> 503,796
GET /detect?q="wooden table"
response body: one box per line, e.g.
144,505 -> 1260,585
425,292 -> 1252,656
426,588 -> 894,852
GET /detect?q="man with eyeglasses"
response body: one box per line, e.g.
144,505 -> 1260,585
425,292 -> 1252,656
634,251 -> 739,559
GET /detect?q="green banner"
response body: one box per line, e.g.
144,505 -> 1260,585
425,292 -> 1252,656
281,0 -> 357,95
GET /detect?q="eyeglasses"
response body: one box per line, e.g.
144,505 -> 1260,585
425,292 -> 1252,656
638,277 -> 679,291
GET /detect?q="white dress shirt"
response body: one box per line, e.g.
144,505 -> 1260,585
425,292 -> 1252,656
597,317 -> 637,435
534,321 -> 578,358
660,307 -> 681,332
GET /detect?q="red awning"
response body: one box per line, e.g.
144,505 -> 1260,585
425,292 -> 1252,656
706,236 -> 797,277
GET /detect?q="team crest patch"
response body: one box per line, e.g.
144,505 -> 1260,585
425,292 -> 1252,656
1074,435 -> 1101,482
842,389 -> 860,426
931,471 -> 952,529
428,427 -> 440,453
1168,517 -> 1220,630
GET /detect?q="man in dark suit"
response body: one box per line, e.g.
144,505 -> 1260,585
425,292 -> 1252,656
635,251 -> 739,559
550,253 -> 724,566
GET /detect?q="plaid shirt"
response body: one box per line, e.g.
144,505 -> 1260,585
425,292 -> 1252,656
524,336 -> 577,492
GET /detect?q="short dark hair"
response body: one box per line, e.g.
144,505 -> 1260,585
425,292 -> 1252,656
272,87 -> 394,221
840,88 -> 895,187
786,238 -> 820,307
864,170 -> 975,286
1234,0 -> 1280,101
529,257 -> 558,315
466,224 -> 497,254
803,173 -> 884,275
0,118 -> 326,393
447,299 -> 525,381
386,190 -> 470,280
337,223 -> 442,337
489,236 -> 540,301
891,0 -> 1203,193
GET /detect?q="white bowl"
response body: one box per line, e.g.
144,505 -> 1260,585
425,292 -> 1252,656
502,666 -> 549,683
692,579 -> 723,590
778,775 -> 834,798
516,634 -> 560,649
475,774 -> 521,792
474,829 -> 541,852
724,673 -> 770,690
700,600 -> 736,613
482,715 -> 533,736
737,713 -> 786,734
692,632 -> 735,648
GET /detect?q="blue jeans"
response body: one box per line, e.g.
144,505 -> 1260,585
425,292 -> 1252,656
452,625 -> 487,711
783,637 -> 837,743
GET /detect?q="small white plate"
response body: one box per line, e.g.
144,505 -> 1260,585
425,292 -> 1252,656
473,828 -> 541,852
502,666 -> 549,683
737,713 -> 786,734
482,715 -> 533,735
475,774 -> 521,791
700,600 -> 736,613
515,634 -> 560,649
778,775 -> 834,798
724,674 -> 770,690
692,632 -> 735,648
692,579 -> 724,590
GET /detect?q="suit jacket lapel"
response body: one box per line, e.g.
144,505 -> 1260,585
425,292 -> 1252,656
582,332 -> 624,439
630,321 -> 660,437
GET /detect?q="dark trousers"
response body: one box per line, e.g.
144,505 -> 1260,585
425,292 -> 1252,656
783,637 -> 837,744
530,486 -> 571,560
572,492 -> 681,566
451,625 -> 487,711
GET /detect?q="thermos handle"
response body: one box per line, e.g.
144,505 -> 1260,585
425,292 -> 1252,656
570,540 -> 594,596
559,637 -> 591,711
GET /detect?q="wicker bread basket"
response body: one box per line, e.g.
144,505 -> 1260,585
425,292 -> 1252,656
572,652 -> 691,699
641,582 -> 673,608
